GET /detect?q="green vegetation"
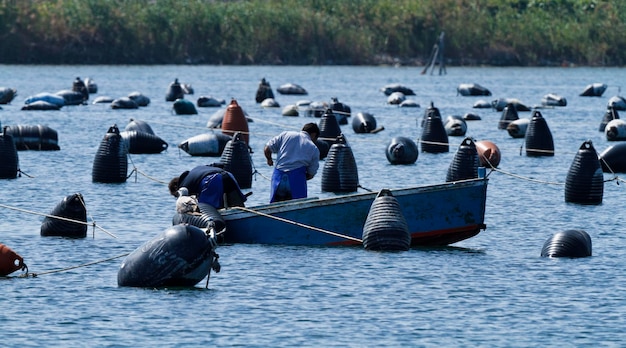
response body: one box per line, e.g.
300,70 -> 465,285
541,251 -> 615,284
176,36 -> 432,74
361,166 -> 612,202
0,0 -> 624,66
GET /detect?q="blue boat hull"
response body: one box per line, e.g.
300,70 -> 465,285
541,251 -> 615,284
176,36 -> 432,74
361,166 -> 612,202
220,177 -> 488,246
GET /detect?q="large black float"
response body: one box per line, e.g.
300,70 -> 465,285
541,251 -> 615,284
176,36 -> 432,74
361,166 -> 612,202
92,124 -> 128,183
385,136 -> 418,165
362,189 -> 411,251
525,110 -> 554,157
541,229 -> 592,258
322,135 -> 358,193
0,127 -> 19,179
117,224 -> 220,288
220,132 -> 253,189
40,193 -> 88,238
4,124 -> 60,151
420,102 -> 448,153
564,141 -> 603,205
446,137 -> 480,182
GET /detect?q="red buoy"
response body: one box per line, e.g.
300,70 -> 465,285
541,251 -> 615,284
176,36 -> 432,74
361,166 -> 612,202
475,140 -> 501,168
0,243 -> 27,276
221,99 -> 250,145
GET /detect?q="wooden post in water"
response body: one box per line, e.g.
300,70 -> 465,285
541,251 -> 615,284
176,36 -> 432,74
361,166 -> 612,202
421,32 -> 447,76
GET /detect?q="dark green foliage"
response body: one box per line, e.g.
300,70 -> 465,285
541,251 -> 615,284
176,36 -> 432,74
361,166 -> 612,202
0,0 -> 624,65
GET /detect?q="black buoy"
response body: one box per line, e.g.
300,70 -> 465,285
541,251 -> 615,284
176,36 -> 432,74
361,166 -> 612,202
120,131 -> 168,154
386,136 -> 418,165
72,77 -> 89,101
498,103 -> 519,130
41,193 -> 87,238
0,127 -> 19,179
599,142 -> 626,173
4,124 -> 60,151
319,109 -> 342,148
315,139 -> 330,160
166,78 -> 184,102
362,189 -> 410,251
564,140 -> 603,205
525,110 -> 554,157
173,202 -> 226,232
117,224 -> 220,288
352,112 -> 377,134
128,92 -> 150,107
92,124 -> 128,183
255,78 -> 274,103
173,98 -> 198,115
125,118 -> 155,135
420,102 -> 449,153
580,83 -> 607,97
329,97 -> 351,125
599,107 -> 619,132
446,137 -> 480,182
220,132 -> 253,189
110,97 -> 138,109
321,135 -> 358,193
541,229 -> 592,258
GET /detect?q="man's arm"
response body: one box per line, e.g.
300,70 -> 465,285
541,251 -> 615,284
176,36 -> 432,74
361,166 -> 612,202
264,145 -> 274,166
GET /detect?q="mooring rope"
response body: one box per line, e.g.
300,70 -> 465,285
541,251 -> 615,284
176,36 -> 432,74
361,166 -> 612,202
0,203 -> 118,239
19,252 -> 129,278
231,206 -> 362,243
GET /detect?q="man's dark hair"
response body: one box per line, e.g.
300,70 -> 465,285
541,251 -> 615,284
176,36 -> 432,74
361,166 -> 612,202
302,123 -> 320,136
168,177 -> 180,197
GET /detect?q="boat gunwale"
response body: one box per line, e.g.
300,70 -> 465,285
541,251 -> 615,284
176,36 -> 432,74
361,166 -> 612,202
220,177 -> 488,220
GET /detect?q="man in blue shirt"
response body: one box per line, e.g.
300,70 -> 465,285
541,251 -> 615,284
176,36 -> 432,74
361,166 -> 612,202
168,163 -> 246,209
264,123 -> 320,202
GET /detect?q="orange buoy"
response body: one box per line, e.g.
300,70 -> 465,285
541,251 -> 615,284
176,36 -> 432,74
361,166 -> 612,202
475,140 -> 501,168
0,243 -> 27,276
221,99 -> 250,145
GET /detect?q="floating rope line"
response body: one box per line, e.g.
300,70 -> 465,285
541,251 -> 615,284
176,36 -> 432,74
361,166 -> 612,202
141,119 -> 209,131
489,167 -> 564,185
0,203 -> 118,239
19,252 -> 129,278
231,206 -> 362,243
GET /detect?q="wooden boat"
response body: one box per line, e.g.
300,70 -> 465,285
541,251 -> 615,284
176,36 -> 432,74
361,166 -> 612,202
219,175 -> 488,247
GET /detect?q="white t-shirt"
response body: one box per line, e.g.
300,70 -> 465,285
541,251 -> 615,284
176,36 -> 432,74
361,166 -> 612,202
266,130 -> 320,175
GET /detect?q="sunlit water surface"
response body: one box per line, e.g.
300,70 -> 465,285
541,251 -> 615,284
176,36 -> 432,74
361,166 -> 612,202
1,65 -> 626,347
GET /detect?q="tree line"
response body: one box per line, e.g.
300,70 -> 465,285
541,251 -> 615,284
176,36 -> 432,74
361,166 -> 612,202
0,0 -> 623,66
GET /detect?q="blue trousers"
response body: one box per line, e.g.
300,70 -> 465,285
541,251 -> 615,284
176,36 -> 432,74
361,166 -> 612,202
198,173 -> 224,208
270,167 -> 307,203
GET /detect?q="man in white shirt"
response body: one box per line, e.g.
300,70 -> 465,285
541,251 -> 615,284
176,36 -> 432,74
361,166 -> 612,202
264,123 -> 320,202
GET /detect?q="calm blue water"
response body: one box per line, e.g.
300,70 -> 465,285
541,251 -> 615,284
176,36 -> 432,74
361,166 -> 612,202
2,65 -> 626,347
